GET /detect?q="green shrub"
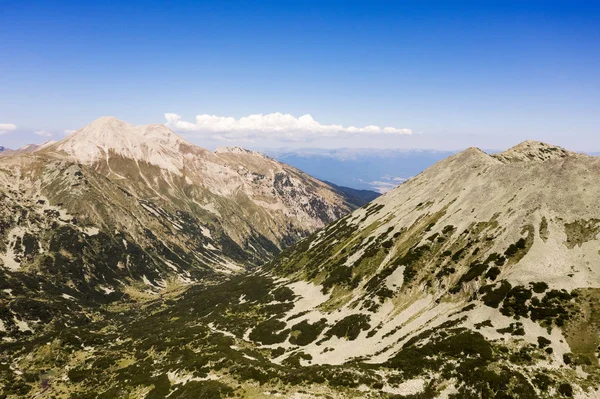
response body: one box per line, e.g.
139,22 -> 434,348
558,383 -> 573,397
326,314 -> 371,341
500,286 -> 533,318
530,282 -> 549,294
485,267 -> 501,281
480,281 -> 512,308
289,319 -> 328,346
537,336 -> 552,348
249,318 -> 289,345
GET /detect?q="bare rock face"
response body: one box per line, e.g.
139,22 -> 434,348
50,116 -> 188,174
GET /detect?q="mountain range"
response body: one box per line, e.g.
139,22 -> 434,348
0,117 -> 369,343
1,126 -> 599,399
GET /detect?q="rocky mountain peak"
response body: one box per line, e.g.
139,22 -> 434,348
421,146 -> 499,177
214,146 -> 269,159
48,116 -> 188,174
0,141 -> 58,158
447,146 -> 495,164
63,116 -> 184,145
215,146 -> 249,154
493,140 -> 573,163
85,115 -> 130,129
456,146 -> 492,159
20,140 -> 57,152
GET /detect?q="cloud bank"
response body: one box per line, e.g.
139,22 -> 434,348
34,130 -> 53,137
164,113 -> 412,142
363,176 -> 409,194
0,123 -> 16,135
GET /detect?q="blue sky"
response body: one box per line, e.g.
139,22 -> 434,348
1,0 -> 599,151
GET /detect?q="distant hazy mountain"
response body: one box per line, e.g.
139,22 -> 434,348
264,148 -> 456,193
0,141 -> 57,157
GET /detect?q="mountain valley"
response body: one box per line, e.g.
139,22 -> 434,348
0,117 -> 364,347
1,133 -> 599,399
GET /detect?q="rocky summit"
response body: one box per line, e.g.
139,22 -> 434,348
1,139 -> 600,399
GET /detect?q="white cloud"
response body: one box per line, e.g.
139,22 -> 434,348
34,130 -> 53,137
367,181 -> 398,193
64,129 -> 76,135
365,175 -> 410,193
0,123 -> 16,135
164,113 -> 412,142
